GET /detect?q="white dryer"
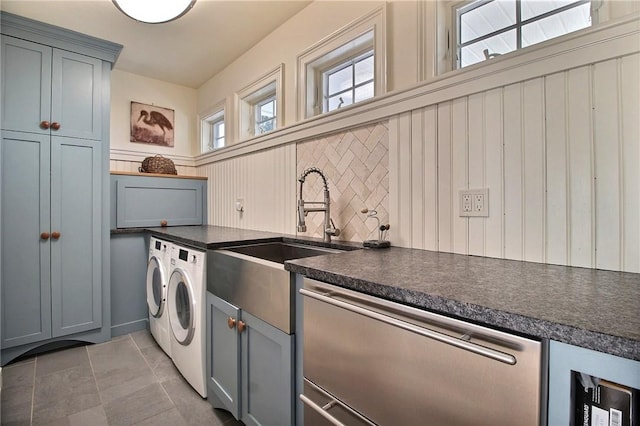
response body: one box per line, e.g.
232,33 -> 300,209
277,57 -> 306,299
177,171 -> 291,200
147,237 -> 172,357
167,243 -> 207,398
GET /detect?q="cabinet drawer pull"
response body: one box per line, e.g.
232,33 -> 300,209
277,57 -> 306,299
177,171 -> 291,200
40,121 -> 50,130
40,232 -> 50,240
160,220 -> 168,227
51,231 -> 61,240
238,320 -> 247,333
51,122 -> 61,130
227,317 -> 236,329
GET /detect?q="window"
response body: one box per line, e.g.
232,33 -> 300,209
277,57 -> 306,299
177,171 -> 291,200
296,6 -> 387,119
200,105 -> 225,152
454,0 -> 592,69
236,64 -> 283,141
211,119 -> 225,149
323,50 -> 374,113
255,95 -> 276,134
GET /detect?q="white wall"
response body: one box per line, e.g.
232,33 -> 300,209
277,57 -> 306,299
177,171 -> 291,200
196,3 -> 639,273
197,0 -> 419,145
110,70 -> 198,167
389,54 -> 640,273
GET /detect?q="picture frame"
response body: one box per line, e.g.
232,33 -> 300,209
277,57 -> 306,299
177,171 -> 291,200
130,101 -> 175,147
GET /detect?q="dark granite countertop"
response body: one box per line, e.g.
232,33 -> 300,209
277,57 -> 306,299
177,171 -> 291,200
111,225 -> 639,360
141,225 -> 361,251
285,247 -> 640,361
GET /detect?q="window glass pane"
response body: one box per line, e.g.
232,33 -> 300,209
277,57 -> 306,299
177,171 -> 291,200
522,3 -> 590,47
460,29 -> 516,67
213,121 -> 224,149
461,0 -> 516,44
521,0 -> 581,21
258,99 -> 275,120
257,118 -> 275,134
328,66 -> 353,96
354,82 -> 374,103
327,92 -> 353,112
354,55 -> 374,85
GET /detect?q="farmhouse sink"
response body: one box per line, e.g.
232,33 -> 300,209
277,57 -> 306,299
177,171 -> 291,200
223,241 -> 339,264
207,242 -> 340,333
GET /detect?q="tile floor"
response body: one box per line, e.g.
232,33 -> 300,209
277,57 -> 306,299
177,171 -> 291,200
1,330 -> 244,426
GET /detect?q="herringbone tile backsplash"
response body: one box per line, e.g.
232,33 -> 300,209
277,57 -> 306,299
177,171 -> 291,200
297,121 -> 389,242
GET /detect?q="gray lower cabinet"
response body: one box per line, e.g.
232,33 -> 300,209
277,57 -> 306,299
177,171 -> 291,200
207,292 -> 294,426
1,130 -> 102,349
110,233 -> 149,337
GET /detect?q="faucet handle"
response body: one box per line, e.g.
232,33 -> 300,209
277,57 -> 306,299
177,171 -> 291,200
326,218 -> 340,237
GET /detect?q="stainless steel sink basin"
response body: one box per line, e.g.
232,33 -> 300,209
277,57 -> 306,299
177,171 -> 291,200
207,242 -> 340,334
224,241 -> 339,264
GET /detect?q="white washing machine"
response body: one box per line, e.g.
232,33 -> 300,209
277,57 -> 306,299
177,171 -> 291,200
147,237 -> 172,357
167,243 -> 207,398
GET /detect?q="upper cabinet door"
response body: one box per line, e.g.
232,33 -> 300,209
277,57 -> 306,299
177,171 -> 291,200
51,49 -> 102,140
1,35 -> 52,135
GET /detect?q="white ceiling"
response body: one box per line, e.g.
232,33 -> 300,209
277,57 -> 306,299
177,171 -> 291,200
1,0 -> 311,88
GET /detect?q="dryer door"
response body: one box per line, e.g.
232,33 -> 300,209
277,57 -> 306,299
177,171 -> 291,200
146,256 -> 167,318
168,268 -> 195,345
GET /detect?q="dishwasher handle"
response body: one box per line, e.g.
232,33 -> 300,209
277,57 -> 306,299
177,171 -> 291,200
300,394 -> 346,426
300,288 -> 517,365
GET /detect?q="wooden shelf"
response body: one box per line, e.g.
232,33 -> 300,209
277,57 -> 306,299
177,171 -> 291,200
110,171 -> 207,180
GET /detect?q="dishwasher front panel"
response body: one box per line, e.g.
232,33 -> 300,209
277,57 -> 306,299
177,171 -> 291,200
302,279 -> 545,426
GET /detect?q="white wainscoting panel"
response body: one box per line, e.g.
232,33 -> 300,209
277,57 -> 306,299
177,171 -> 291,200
390,53 -> 640,273
197,144 -> 297,233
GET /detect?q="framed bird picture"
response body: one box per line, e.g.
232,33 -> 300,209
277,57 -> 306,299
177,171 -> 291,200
130,101 -> 175,147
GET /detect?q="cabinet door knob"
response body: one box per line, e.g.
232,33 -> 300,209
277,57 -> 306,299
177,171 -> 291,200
40,121 -> 50,130
238,320 -> 247,333
40,232 -> 50,240
51,231 -> 61,240
227,317 -> 236,329
160,220 -> 168,227
51,122 -> 61,130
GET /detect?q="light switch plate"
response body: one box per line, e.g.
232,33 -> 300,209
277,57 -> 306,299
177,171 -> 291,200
459,188 -> 488,217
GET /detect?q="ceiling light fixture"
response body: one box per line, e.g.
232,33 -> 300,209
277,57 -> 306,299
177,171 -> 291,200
113,0 -> 196,24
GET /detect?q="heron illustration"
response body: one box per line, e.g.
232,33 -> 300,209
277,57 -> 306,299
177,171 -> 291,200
137,110 -> 173,142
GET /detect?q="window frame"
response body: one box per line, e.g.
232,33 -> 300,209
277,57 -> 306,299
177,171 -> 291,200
235,64 -> 284,141
296,6 -> 387,120
321,49 -> 375,114
453,0 -> 593,69
199,101 -> 225,153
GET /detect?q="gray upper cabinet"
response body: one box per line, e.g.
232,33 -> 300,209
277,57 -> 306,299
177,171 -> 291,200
1,35 -> 102,140
112,174 -> 206,229
1,36 -> 52,135
0,12 -> 121,364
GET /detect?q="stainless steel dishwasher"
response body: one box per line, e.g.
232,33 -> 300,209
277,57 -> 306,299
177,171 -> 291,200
300,279 -> 547,426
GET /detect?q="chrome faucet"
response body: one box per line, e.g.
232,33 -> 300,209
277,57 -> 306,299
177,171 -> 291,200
297,167 -> 340,242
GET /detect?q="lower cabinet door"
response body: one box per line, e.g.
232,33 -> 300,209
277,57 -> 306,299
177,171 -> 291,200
207,293 -> 241,418
50,136 -> 102,337
241,311 -> 294,426
0,131 -> 52,348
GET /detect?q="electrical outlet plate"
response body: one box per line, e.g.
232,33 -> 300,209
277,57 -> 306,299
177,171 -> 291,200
459,188 -> 488,217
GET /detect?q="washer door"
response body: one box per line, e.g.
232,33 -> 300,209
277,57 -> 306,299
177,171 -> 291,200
146,256 -> 167,318
168,268 -> 195,345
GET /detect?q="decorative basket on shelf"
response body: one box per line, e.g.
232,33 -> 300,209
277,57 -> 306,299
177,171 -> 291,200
139,155 -> 177,175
